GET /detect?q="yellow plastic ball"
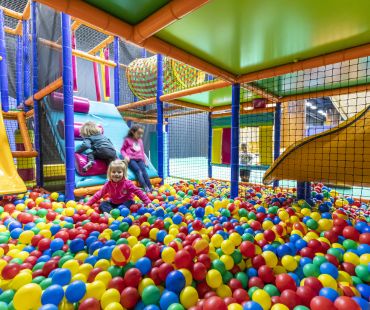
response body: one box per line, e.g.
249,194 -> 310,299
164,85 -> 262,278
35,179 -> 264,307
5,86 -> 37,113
101,288 -> 120,309
131,243 -> 146,262
95,271 -> 112,288
360,253 -> 370,265
252,289 -> 271,310
216,284 -> 232,298
13,283 -> 42,310
104,302 -> 124,310
128,225 -> 141,237
220,255 -> 234,270
318,274 -> 337,290
211,234 -> 223,248
19,230 -> 35,245
9,271 -> 32,290
281,255 -> 297,271
180,286 -> 199,309
138,278 -> 155,295
162,247 -> 176,264
221,240 -> 234,255
63,260 -> 80,276
271,304 -> 289,310
343,252 -> 360,265
179,269 -> 192,287
94,259 -> 110,271
229,233 -> 242,246
262,251 -> 278,268
278,210 -> 289,222
85,280 -> 106,300
206,270 -> 222,288
65,207 -> 75,216
228,304 -> 243,310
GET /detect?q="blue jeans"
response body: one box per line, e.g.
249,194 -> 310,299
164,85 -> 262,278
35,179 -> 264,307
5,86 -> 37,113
99,200 -> 134,213
129,159 -> 152,190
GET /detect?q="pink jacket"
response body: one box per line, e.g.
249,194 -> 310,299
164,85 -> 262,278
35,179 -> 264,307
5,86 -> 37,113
86,179 -> 151,206
121,137 -> 146,162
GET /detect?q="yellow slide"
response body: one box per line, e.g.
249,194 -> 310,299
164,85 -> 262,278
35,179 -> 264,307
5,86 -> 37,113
263,105 -> 370,187
0,111 -> 27,195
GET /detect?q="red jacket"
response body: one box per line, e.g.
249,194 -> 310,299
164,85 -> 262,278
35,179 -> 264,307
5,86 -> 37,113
121,137 -> 146,162
87,179 -> 151,206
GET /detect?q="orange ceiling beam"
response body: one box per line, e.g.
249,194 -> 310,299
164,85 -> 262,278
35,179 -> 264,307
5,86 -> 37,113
133,0 -> 209,43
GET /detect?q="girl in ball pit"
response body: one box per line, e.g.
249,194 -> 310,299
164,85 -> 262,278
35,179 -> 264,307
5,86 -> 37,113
86,159 -> 154,215
121,124 -> 153,193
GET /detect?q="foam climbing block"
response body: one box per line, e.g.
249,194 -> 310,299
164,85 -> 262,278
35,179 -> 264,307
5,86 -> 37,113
74,153 -> 108,176
50,92 -> 90,113
212,128 -> 222,164
221,128 -> 231,164
57,120 -> 104,140
259,126 -> 273,165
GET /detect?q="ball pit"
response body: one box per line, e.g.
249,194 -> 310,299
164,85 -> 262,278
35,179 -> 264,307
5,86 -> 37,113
0,181 -> 368,309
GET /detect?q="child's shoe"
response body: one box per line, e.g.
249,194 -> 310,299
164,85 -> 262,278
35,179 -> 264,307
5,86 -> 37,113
82,161 -> 94,172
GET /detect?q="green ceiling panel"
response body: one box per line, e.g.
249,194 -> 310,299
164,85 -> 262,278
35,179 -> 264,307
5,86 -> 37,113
156,0 -> 370,75
179,86 -> 259,107
84,0 -> 169,25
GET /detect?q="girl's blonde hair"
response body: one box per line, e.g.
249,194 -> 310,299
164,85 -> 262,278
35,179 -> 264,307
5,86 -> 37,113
107,159 -> 128,180
80,121 -> 101,138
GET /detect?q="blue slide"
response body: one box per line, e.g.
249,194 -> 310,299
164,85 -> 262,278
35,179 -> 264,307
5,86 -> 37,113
43,98 -> 158,188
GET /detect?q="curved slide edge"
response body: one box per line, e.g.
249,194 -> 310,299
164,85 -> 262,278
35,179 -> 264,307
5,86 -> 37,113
263,105 -> 370,187
0,112 -> 27,195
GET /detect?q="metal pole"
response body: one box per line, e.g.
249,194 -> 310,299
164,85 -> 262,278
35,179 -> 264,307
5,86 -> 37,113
156,54 -> 164,182
230,83 -> 240,199
31,2 -> 43,186
273,102 -> 281,188
16,35 -> 23,107
0,10 -> 9,112
208,112 -> 212,178
113,36 -> 120,106
61,13 -> 75,200
23,20 -> 30,112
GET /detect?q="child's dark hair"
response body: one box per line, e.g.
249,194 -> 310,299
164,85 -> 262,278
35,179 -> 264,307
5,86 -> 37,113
127,124 -> 144,138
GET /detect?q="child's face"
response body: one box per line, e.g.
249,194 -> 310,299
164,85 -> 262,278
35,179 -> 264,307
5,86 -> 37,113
133,128 -> 144,140
110,168 -> 124,182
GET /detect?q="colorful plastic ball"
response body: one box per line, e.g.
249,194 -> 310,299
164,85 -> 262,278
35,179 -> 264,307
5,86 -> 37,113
310,296 -> 334,310
160,290 -> 179,310
352,297 -> 369,310
124,268 -> 142,288
162,247 -> 176,264
320,262 -> 338,279
317,274 -> 337,290
120,287 -> 140,309
65,280 -> 86,303
166,270 -> 186,294
136,257 -> 152,275
180,286 -> 198,309
2,263 -> 21,279
251,289 -> 271,310
334,296 -> 361,310
281,255 -> 297,271
167,303 -> 185,310
275,273 -> 296,292
174,250 -> 192,269
13,283 -> 42,310
41,284 -> 64,305
51,268 -> 71,286
206,269 -> 223,289
242,301 -> 263,310
79,298 -> 100,310
101,288 -> 120,309
203,296 -> 227,310
356,283 -> 370,300
112,244 -> 131,266
319,287 -> 339,302
142,285 -> 161,305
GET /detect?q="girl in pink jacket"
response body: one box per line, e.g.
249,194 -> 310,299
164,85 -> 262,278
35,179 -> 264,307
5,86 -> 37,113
86,160 -> 153,214
121,125 -> 153,192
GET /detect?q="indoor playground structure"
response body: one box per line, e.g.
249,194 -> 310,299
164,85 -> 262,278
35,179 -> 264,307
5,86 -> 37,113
0,1 -> 370,310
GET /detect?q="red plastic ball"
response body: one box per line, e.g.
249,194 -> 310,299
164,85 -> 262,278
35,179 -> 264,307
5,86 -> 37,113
296,285 -> 317,307
197,254 -> 211,269
203,296 -> 227,310
233,288 -> 249,303
280,289 -> 302,309
108,277 -> 125,292
275,273 -> 297,292
263,229 -> 276,242
239,241 -> 255,258
158,263 -> 174,282
359,233 -> 370,245
342,226 -> 360,241
192,262 -> 207,281
303,277 -> 323,293
123,268 -> 142,288
146,244 -> 161,261
120,287 -> 140,309
1,263 -> 20,279
310,296 -> 334,310
248,277 -> 264,289
78,298 -> 100,310
174,249 -> 192,269
258,265 -> 275,283
333,296 -> 361,310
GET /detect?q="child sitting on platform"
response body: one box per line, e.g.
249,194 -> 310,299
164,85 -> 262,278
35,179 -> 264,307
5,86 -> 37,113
121,124 -> 153,192
76,121 -> 117,172
86,160 -> 153,214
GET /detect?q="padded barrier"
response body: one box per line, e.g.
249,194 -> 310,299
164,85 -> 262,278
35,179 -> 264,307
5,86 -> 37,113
74,153 -> 108,176
50,92 -> 90,114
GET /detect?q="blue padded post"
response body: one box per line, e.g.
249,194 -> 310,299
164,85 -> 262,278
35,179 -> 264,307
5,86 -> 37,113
0,10 -> 9,112
23,20 -> 30,112
231,83 -> 240,199
31,2 -> 43,186
156,54 -> 164,182
61,13 -> 75,200
273,102 -> 281,188
113,36 -> 120,106
16,35 -> 23,107
297,182 -> 305,200
208,112 -> 212,178
305,181 -> 312,203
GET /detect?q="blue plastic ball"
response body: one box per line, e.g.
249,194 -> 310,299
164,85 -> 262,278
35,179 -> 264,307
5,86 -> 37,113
319,287 -> 339,302
65,281 -> 86,303
135,257 -> 152,275
160,290 -> 179,310
52,268 -> 71,286
50,238 -> 64,252
320,262 -> 338,279
165,270 -> 185,294
41,284 -> 64,305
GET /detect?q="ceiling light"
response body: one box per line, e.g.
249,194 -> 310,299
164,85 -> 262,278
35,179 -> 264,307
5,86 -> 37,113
309,105 -> 317,110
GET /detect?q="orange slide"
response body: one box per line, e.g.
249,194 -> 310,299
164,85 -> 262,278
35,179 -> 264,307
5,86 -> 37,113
0,111 -> 27,195
263,105 -> 370,187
